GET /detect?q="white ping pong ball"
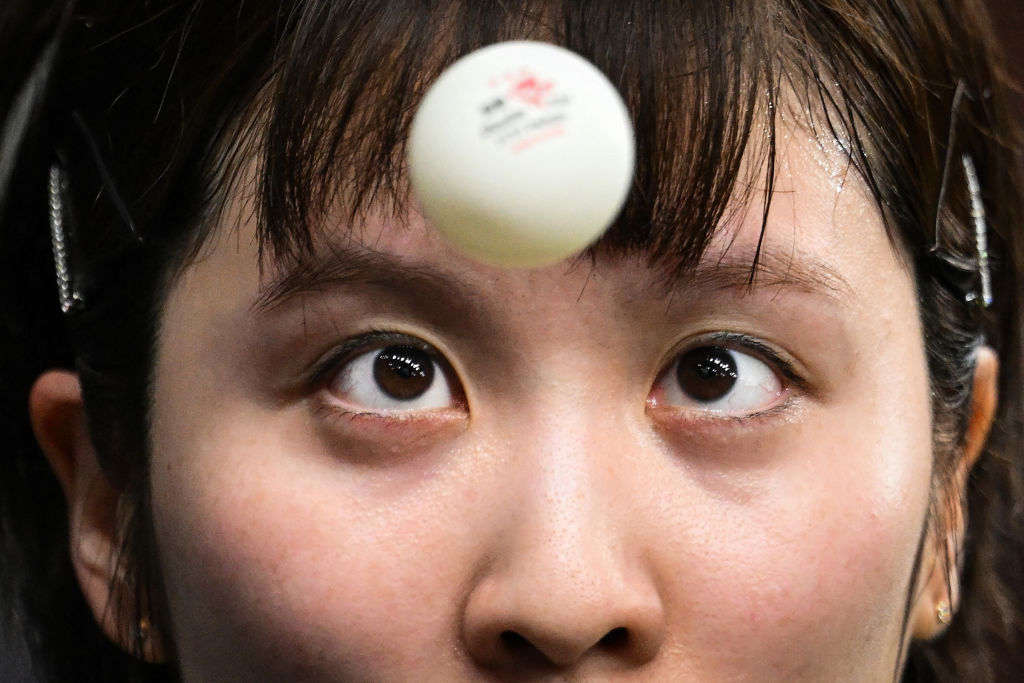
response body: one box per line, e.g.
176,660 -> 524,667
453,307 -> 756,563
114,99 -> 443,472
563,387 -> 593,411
408,41 -> 635,268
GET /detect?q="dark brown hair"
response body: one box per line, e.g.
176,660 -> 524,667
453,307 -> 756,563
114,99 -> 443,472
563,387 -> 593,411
1,1 -> 1022,680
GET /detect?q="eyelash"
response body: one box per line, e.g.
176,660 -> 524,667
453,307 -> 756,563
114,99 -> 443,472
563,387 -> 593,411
308,330 -> 420,388
308,329 -> 466,415
656,331 -> 807,421
699,332 -> 807,390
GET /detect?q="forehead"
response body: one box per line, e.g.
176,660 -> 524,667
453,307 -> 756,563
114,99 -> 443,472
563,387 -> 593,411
242,1 -> 858,276
194,121 -> 888,323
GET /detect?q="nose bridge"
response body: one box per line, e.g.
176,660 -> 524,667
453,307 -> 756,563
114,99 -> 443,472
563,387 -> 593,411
504,443 -> 605,610
506,339 -> 647,583
462,358 -> 666,669
502,343 -> 635,569
525,401 -> 624,565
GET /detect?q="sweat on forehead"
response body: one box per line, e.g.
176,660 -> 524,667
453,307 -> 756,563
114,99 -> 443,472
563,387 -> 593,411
224,0 -> 892,280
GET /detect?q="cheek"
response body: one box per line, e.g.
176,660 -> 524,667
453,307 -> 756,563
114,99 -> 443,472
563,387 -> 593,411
641,355 -> 934,677
149,407 -> 485,679
674,403 -> 932,675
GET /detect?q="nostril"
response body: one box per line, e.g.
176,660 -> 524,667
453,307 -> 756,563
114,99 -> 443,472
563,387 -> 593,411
498,630 -> 552,668
500,626 -> 632,652
499,630 -> 531,652
598,626 -> 629,650
488,625 -> 650,668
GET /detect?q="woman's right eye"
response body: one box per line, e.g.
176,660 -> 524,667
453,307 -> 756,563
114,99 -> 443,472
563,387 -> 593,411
326,342 -> 461,413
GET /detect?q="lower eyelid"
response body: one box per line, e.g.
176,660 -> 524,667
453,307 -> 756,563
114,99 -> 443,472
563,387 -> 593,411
647,390 -> 797,427
312,394 -> 469,432
308,398 -> 470,465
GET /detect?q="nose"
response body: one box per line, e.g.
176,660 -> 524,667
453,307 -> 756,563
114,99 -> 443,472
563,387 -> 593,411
461,413 -> 666,672
463,574 -> 665,671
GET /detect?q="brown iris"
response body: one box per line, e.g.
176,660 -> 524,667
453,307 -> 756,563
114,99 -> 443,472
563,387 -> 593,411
676,347 -> 738,402
372,345 -> 435,400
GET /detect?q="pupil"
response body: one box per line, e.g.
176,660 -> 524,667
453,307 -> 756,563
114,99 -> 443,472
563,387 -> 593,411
677,347 -> 738,402
373,345 -> 435,400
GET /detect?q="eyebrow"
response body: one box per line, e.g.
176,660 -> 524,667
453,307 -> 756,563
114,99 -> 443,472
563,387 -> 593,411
676,246 -> 854,302
251,241 -> 853,314
251,242 -> 478,313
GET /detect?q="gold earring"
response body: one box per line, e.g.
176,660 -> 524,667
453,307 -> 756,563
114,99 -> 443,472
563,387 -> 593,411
936,600 -> 952,625
136,617 -> 151,645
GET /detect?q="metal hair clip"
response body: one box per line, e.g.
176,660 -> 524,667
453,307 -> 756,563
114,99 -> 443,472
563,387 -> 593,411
961,153 -> 993,307
45,113 -> 143,315
930,81 -> 993,308
48,164 -> 84,313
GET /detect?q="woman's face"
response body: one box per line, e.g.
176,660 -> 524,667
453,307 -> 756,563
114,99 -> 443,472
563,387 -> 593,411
149,126 -> 936,680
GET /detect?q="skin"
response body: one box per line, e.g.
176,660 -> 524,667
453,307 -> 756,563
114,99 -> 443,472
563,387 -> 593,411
31,127 -> 995,680
141,126 -> 936,680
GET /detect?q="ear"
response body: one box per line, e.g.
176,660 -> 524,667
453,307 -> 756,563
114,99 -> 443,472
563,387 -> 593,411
910,346 -> 998,640
29,370 -> 130,651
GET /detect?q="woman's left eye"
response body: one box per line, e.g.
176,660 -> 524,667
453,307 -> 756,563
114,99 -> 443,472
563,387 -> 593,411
327,342 -> 459,412
650,345 -> 785,416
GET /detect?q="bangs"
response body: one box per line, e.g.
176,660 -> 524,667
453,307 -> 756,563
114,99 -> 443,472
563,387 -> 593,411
245,0 -> 781,276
